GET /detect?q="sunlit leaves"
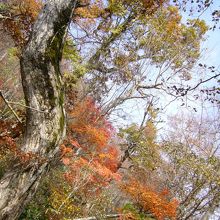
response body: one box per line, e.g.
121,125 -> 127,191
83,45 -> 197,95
62,97 -> 120,190
119,121 -> 160,170
121,179 -> 178,220
138,6 -> 208,70
48,185 -> 81,219
1,0 -> 42,46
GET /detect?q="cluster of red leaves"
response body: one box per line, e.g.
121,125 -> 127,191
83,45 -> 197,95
0,120 -> 21,152
68,97 -> 114,152
0,120 -> 45,165
2,0 -> 42,46
121,179 -> 179,220
61,97 -> 120,191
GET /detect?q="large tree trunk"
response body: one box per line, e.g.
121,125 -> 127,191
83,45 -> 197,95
0,0 -> 77,219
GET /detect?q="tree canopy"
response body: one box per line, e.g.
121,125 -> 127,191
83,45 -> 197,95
0,0 -> 220,219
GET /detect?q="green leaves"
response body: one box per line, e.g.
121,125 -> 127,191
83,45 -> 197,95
63,39 -> 87,86
119,120 -> 159,170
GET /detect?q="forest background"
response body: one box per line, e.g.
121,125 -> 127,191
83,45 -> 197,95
0,0 -> 220,219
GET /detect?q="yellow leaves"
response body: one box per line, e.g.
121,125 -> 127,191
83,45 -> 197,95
75,0 -> 105,20
84,125 -> 109,149
108,0 -> 127,16
121,120 -> 160,170
69,124 -> 109,150
48,186 -> 80,218
123,0 -> 166,16
76,5 -> 104,19
99,153 -> 111,159
114,54 -> 128,67
137,5 -> 208,69
144,121 -> 157,143
187,19 -> 209,36
13,0 -> 41,19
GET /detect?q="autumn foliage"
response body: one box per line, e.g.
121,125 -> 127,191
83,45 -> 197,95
2,0 -> 42,46
0,0 -> 217,219
0,120 -> 17,169
121,179 -> 178,220
61,97 -> 121,190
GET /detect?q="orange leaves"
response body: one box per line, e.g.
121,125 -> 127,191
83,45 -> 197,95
2,0 -> 42,46
91,160 -> 121,181
12,0 -> 41,19
61,97 -> 120,190
99,146 -> 119,172
60,144 -> 74,165
68,97 -> 113,151
74,0 -> 106,31
121,180 -> 178,220
62,147 -> 121,187
70,139 -> 80,148
76,124 -> 109,150
62,157 -> 71,166
60,144 -> 73,157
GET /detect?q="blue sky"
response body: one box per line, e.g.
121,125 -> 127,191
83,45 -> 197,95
112,2 -> 220,128
200,1 -> 220,68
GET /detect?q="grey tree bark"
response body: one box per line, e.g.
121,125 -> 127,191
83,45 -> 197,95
0,0 -> 77,219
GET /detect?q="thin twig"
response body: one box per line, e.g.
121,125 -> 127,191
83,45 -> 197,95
0,90 -> 22,123
8,101 -> 47,113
